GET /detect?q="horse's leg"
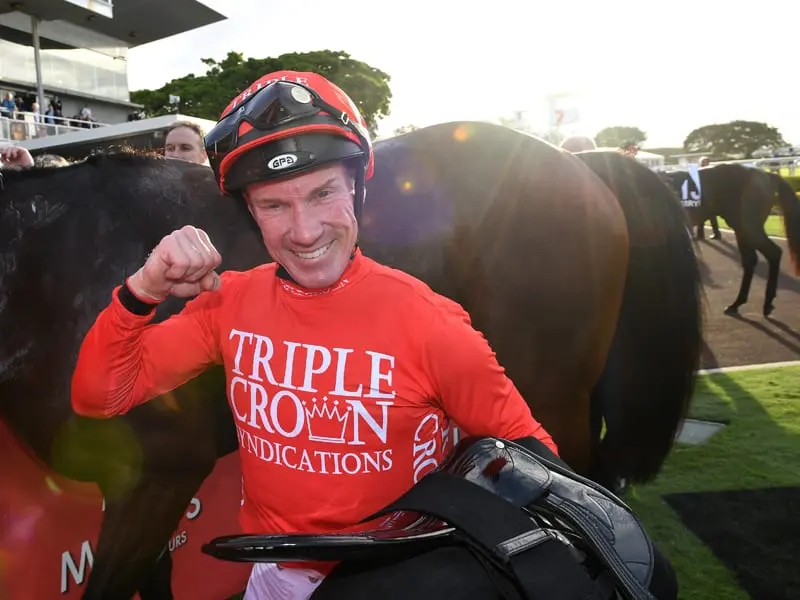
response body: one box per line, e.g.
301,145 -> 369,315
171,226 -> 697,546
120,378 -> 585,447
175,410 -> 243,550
753,234 -> 783,317
137,546 -> 174,600
725,238 -> 757,315
82,387 -> 226,598
709,215 -> 721,239
82,470 -> 212,600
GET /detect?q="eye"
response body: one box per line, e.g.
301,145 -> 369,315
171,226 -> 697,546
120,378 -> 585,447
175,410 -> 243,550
254,200 -> 283,211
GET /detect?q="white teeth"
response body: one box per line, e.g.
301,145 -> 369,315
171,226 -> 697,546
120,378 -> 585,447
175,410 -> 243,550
293,243 -> 331,260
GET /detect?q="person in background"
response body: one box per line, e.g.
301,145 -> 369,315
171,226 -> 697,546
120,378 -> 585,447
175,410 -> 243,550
45,102 -> 56,125
1,92 -> 18,117
163,121 -> 208,165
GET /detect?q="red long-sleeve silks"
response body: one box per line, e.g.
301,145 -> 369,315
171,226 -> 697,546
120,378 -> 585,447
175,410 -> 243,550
72,249 -> 558,572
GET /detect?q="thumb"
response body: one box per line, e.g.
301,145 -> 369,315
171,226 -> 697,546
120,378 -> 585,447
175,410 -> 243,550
198,271 -> 221,293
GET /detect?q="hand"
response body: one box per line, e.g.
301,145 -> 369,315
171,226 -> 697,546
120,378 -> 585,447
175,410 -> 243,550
0,145 -> 34,169
128,225 -> 222,302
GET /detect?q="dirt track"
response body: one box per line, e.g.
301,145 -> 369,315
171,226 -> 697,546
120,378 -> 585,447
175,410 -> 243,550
696,229 -> 800,369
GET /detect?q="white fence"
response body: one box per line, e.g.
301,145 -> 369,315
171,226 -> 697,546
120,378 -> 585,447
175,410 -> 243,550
658,156 -> 800,176
0,111 -> 109,143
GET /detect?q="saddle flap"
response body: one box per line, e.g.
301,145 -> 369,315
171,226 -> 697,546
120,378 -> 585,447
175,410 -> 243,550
501,439 -> 659,598
201,515 -> 457,564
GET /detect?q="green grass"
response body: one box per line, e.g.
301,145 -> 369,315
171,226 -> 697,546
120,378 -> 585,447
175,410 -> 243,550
224,367 -> 800,599
627,366 -> 800,600
763,167 -> 799,180
718,215 -> 785,238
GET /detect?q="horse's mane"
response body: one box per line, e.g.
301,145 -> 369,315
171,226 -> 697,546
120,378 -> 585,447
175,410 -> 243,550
0,145 -> 220,224
0,147 -> 169,189
84,144 -> 164,163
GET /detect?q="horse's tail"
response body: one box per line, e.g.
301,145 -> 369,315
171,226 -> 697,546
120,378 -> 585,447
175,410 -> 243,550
575,152 -> 704,486
768,173 -> 800,274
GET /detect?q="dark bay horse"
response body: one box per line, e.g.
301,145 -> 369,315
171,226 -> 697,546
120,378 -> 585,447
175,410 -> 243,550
664,164 -> 800,316
660,168 -> 721,240
0,121 -> 702,599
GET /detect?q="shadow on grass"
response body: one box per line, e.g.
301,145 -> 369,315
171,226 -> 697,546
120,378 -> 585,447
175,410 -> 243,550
627,365 -> 800,600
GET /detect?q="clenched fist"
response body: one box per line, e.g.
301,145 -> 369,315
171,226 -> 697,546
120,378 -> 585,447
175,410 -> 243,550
128,225 -> 222,302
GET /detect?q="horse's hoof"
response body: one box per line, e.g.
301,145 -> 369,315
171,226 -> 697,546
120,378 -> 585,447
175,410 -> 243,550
764,304 -> 775,318
724,304 -> 739,316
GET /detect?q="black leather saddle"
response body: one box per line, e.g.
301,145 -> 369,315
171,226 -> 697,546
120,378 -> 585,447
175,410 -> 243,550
202,437 -> 672,600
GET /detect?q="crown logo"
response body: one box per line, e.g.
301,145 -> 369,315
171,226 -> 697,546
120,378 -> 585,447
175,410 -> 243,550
304,397 -> 350,444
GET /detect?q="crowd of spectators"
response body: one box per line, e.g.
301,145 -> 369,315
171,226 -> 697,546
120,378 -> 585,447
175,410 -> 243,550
1,119 -> 209,170
1,90 -> 100,142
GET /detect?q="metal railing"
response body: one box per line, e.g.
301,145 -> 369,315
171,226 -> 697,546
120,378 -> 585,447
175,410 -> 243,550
657,156 -> 800,177
706,156 -> 800,177
0,110 -> 110,142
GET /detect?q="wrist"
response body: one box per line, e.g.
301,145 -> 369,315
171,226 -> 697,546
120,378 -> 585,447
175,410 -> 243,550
126,269 -> 167,303
117,282 -> 157,316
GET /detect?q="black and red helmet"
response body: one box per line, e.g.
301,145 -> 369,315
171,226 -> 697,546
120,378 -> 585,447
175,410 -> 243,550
204,70 -> 374,219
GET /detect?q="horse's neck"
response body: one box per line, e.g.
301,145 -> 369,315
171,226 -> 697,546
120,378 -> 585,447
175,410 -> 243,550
8,189 -> 70,235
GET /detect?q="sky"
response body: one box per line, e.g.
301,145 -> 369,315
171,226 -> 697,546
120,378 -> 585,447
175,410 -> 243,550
127,0 -> 799,148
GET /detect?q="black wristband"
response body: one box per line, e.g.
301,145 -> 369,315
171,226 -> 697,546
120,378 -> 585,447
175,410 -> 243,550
119,281 -> 159,316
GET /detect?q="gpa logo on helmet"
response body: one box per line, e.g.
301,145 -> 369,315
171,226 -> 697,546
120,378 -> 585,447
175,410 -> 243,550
268,153 -> 298,171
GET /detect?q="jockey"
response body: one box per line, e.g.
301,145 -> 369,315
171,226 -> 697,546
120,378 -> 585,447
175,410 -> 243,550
70,71 -> 560,600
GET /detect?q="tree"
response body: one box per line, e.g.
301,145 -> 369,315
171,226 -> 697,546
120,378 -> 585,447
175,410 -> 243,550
683,120 -> 786,158
595,126 -> 647,149
130,50 -> 392,137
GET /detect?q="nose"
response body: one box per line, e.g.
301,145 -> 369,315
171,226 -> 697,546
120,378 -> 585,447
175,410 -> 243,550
288,204 -> 323,247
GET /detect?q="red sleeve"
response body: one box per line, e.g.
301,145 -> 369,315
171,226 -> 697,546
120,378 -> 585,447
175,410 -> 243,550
423,301 -> 559,456
70,283 -> 224,418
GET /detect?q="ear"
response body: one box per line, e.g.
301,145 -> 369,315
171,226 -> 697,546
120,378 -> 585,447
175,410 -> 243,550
348,166 -> 358,192
241,188 -> 256,218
